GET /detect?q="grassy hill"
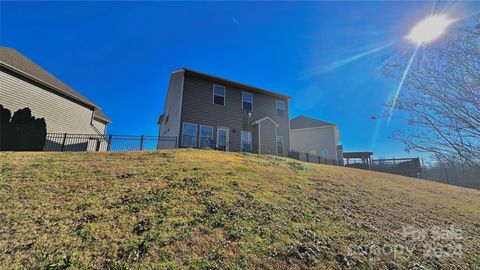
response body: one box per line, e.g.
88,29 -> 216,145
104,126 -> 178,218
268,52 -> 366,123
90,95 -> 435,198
1,149 -> 479,269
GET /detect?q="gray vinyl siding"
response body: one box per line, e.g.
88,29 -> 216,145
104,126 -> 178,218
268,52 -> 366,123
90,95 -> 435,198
251,95 -> 290,156
258,120 -> 276,155
159,71 -> 183,141
179,74 -> 289,153
0,70 -> 97,134
252,126 -> 259,153
92,118 -> 107,135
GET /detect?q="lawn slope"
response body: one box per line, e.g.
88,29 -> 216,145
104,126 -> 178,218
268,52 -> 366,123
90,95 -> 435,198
1,149 -> 479,269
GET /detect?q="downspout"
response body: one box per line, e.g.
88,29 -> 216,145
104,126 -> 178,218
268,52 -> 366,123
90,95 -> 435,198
90,109 -> 106,137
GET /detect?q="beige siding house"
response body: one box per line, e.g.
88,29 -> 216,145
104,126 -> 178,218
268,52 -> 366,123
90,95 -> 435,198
0,47 -> 110,135
158,68 -> 290,155
290,115 -> 343,164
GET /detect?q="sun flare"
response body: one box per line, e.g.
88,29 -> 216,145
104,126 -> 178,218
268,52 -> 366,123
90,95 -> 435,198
406,14 -> 455,45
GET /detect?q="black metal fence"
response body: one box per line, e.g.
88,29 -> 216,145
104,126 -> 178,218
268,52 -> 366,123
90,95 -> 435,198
288,151 -> 426,179
288,151 -> 341,166
370,157 -> 422,178
44,133 -> 177,152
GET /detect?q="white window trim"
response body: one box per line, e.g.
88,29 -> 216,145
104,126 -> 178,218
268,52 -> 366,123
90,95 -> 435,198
199,125 -> 213,148
241,130 -> 252,152
212,84 -> 226,106
242,91 -> 253,112
276,99 -> 285,118
182,122 -> 197,148
322,150 -> 329,157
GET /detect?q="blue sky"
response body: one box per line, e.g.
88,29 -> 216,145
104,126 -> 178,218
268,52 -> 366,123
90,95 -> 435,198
2,1 -> 478,158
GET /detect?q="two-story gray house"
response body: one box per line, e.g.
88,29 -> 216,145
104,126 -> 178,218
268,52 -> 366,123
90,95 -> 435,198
157,68 -> 290,155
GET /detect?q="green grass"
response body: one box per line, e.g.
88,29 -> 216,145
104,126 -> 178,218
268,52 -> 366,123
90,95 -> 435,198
0,149 -> 479,269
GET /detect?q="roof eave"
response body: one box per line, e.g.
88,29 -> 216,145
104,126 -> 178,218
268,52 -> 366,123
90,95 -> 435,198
181,68 -> 290,100
93,115 -> 111,124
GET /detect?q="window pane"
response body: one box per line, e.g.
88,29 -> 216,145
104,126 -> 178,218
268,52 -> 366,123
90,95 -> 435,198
277,108 -> 285,117
242,92 -> 252,102
276,136 -> 284,154
214,95 -> 225,105
200,126 -> 213,148
214,85 -> 225,96
276,100 -> 285,109
182,123 -> 197,147
243,102 -> 252,111
241,131 -> 252,152
217,129 -> 227,151
276,100 -> 285,117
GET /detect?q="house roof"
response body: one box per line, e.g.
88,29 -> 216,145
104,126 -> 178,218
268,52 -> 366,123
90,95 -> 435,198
179,68 -> 290,100
290,115 -> 336,130
93,109 -> 110,123
0,47 -> 110,123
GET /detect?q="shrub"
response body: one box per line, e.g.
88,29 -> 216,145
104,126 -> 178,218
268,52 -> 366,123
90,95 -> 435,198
0,105 -> 46,151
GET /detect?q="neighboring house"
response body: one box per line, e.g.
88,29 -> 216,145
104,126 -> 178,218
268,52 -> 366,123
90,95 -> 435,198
290,115 -> 343,164
157,68 -> 290,155
0,47 -> 110,135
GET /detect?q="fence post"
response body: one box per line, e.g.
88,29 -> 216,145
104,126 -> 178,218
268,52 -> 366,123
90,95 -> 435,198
107,134 -> 113,151
61,133 -> 67,151
95,139 -> 100,152
306,153 -> 309,162
140,135 -> 144,151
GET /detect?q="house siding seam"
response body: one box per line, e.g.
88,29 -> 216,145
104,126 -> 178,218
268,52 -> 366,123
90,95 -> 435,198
0,70 -> 97,134
178,75 -> 289,154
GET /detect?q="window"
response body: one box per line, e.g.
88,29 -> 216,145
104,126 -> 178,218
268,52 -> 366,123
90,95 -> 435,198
241,131 -> 252,152
213,85 -> 225,105
242,92 -> 253,111
276,100 -> 285,117
276,136 -> 284,155
165,106 -> 170,124
182,122 -> 197,147
199,125 -> 213,148
321,150 -> 329,157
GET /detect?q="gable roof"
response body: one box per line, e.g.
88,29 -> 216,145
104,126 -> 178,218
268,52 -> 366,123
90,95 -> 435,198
0,47 -> 110,123
179,68 -> 290,100
290,115 -> 336,130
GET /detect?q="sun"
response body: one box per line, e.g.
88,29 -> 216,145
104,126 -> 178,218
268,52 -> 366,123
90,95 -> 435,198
406,14 -> 455,45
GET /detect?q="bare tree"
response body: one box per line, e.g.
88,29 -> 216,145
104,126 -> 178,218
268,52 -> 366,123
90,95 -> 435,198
384,21 -> 480,168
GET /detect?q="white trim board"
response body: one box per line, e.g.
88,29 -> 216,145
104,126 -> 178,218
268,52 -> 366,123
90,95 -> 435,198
251,116 -> 279,127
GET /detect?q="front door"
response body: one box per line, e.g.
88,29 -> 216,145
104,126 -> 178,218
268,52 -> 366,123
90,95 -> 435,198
217,127 -> 229,151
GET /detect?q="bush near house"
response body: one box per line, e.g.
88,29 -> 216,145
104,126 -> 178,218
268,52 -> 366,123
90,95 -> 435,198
0,105 -> 47,151
0,149 -> 479,269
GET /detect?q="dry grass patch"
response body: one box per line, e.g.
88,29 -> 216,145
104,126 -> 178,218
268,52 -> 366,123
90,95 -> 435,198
0,149 -> 479,269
